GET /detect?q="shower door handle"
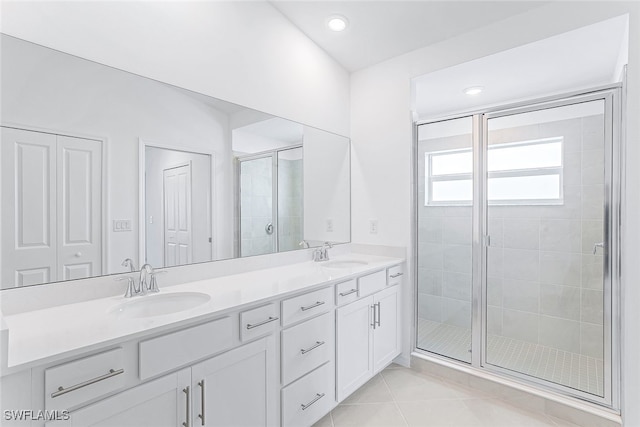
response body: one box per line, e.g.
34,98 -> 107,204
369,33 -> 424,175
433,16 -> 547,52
593,242 -> 605,255
265,223 -> 274,235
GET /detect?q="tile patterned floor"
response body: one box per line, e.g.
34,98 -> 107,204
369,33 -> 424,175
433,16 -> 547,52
313,365 -> 582,427
417,319 -> 604,396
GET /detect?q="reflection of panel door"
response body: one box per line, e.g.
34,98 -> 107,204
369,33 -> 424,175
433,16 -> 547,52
163,164 -> 192,267
1,127 -> 57,286
1,127 -> 102,287
57,135 -> 103,281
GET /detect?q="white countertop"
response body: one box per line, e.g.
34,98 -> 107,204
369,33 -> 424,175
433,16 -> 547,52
2,253 -> 403,369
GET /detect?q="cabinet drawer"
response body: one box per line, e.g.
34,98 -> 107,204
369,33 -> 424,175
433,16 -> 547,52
358,270 -> 387,297
45,347 -> 126,410
282,312 -> 334,385
282,362 -> 334,427
335,279 -> 358,306
240,303 -> 279,342
387,264 -> 404,287
282,287 -> 333,326
140,317 -> 233,380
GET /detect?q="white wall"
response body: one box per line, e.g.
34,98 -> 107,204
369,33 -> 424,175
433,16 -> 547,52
1,36 -> 234,273
350,2 -> 639,424
0,1 -> 350,136
303,126 -> 351,244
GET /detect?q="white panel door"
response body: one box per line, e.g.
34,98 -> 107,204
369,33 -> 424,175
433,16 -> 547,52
1,127 -> 57,287
46,369 -> 190,427
191,337 -> 276,427
163,164 -> 192,267
56,135 -> 102,281
336,295 -> 374,402
373,285 -> 401,373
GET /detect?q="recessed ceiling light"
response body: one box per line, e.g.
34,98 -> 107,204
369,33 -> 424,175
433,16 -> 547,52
464,86 -> 484,96
327,15 -> 348,32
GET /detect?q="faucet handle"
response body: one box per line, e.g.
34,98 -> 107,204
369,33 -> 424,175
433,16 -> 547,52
148,270 -> 167,293
116,277 -> 136,298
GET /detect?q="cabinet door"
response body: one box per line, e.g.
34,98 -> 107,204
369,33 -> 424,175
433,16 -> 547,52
191,337 -> 276,427
373,285 -> 401,373
336,296 -> 374,402
51,369 -> 190,427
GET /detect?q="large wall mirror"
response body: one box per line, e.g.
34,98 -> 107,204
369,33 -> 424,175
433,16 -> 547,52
0,35 -> 351,289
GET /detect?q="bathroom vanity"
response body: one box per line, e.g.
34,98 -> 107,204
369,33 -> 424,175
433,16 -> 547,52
0,253 -> 405,427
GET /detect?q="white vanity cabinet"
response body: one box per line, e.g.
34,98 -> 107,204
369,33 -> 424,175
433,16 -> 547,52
336,267 -> 401,402
7,257 -> 406,427
192,337 -> 277,427
46,368 -> 191,427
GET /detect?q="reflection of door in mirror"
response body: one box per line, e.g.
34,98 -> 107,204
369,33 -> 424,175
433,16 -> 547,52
237,146 -> 304,257
239,156 -> 275,257
1,126 -> 103,288
144,146 -> 212,268
163,163 -> 192,267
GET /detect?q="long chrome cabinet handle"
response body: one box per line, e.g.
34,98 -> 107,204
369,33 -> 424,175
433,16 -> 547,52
371,305 -> 376,329
301,301 -> 325,311
301,341 -> 325,355
389,272 -> 403,278
301,393 -> 325,410
376,302 -> 381,327
182,386 -> 190,427
246,316 -> 279,329
51,368 -> 124,398
198,380 -> 205,426
339,288 -> 357,297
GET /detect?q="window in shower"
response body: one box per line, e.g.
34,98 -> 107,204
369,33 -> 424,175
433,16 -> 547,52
425,138 -> 564,205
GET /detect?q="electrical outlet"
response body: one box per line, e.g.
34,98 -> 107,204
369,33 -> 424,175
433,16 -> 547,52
326,218 -> 334,232
113,219 -> 132,232
369,219 -> 378,234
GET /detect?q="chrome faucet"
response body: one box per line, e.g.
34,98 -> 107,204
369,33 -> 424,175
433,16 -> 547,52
312,241 -> 333,262
116,263 -> 165,297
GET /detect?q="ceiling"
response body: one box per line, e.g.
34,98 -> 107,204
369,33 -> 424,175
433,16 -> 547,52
269,1 -> 549,72
412,14 -> 628,119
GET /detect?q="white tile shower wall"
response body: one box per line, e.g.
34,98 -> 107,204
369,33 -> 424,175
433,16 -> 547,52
487,115 -> 605,361
418,115 -> 605,362
240,158 -> 274,257
278,158 -> 303,252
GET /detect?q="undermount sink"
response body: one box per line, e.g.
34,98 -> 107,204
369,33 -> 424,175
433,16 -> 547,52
322,260 -> 369,269
108,292 -> 211,318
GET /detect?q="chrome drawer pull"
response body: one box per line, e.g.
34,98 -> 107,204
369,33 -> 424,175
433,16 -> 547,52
198,380 -> 205,425
301,341 -> 325,355
51,368 -> 124,398
339,288 -> 358,297
183,386 -> 190,427
301,301 -> 325,311
246,316 -> 279,329
389,272 -> 403,278
301,393 -> 325,410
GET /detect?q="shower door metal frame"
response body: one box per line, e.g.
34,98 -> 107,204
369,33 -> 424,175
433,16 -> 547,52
413,84 -> 622,410
235,144 -> 303,257
479,88 -> 621,409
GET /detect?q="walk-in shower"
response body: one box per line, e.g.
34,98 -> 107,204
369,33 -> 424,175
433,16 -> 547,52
414,87 -> 621,408
236,146 -> 303,257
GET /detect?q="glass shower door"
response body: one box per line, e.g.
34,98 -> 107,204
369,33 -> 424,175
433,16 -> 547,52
239,155 -> 275,257
484,99 -> 609,398
416,116 -> 474,363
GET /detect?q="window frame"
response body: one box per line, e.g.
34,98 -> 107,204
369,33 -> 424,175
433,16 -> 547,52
425,137 -> 564,206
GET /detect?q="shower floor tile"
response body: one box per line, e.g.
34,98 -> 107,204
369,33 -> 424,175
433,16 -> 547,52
416,319 -> 604,397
